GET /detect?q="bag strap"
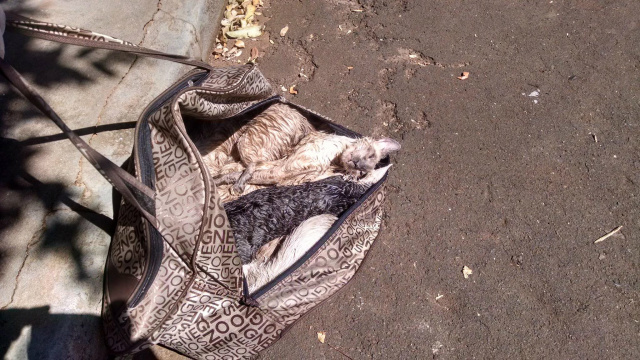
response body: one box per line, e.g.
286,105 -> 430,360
0,57 -> 159,227
0,12 -> 216,228
4,12 -> 214,70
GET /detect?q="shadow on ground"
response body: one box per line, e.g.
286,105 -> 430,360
0,307 -> 108,359
0,3 -> 137,357
0,1 -> 133,289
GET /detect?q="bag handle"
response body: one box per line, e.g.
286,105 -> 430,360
0,58 -> 159,227
4,12 -> 214,70
0,12 -> 218,228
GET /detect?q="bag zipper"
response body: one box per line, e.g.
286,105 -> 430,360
127,69 -> 209,308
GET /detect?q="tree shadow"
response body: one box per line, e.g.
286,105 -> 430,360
0,0 -> 135,313
0,306 -> 108,359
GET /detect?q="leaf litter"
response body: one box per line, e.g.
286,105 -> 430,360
462,266 -> 473,279
214,0 -> 265,61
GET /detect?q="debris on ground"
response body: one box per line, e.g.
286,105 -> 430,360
280,25 -> 289,37
226,25 -> 262,39
250,47 -> 259,61
457,71 -> 470,80
511,254 -> 523,267
431,341 -> 444,355
594,226 -> 623,244
462,266 -> 473,279
317,331 -> 326,343
214,0 -> 265,61
289,85 -> 298,95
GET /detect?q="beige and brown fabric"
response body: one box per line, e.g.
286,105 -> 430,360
1,15 -> 390,360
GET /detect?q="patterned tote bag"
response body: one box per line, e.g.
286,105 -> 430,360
1,13 -> 389,359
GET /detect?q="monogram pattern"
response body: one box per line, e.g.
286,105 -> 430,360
149,102 -> 206,265
194,186 -> 243,294
123,243 -> 194,341
177,66 -> 274,121
110,198 -> 146,279
103,63 -> 390,359
145,185 -> 385,359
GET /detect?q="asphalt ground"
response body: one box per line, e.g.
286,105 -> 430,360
236,0 -> 640,359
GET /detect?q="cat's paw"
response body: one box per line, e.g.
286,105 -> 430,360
230,183 -> 245,196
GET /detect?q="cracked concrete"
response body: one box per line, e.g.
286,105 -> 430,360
0,0 -> 223,358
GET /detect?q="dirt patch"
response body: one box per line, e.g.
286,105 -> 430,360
252,0 -> 640,359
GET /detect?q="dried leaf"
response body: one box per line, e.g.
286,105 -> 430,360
251,47 -> 259,59
280,25 -> 289,37
347,66 -> 354,70
317,331 -> 326,343
280,85 -> 287,92
245,4 -> 256,21
226,25 -> 262,39
269,39 -> 275,44
235,40 -> 246,48
462,266 -> 473,279
352,9 -> 364,12
289,85 -> 298,95
457,72 -> 470,80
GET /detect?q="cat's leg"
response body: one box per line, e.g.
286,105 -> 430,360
245,167 -> 319,186
230,162 -> 257,195
230,159 -> 286,192
213,172 -> 242,186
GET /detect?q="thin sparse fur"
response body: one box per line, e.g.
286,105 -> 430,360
194,103 -> 314,176
224,165 -> 390,264
194,103 -> 400,201
215,121 -> 401,194
243,214 -> 338,293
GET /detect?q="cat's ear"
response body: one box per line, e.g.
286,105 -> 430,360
374,138 -> 401,157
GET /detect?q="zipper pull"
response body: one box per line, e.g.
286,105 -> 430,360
239,295 -> 260,307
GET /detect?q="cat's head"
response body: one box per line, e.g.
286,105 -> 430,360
338,137 -> 401,177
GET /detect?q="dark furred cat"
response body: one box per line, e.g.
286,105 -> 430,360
224,165 -> 390,263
